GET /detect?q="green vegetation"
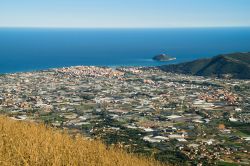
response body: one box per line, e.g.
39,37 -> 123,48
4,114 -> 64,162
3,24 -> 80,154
160,52 -> 250,79
224,121 -> 250,136
40,112 -> 65,124
216,161 -> 239,166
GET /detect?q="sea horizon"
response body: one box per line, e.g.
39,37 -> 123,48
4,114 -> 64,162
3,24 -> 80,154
1,27 -> 250,74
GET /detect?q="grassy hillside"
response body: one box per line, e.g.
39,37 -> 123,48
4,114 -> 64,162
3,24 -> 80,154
160,52 -> 250,79
0,116 -> 163,166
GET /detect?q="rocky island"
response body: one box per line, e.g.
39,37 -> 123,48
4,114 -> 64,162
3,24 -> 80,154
152,54 -> 176,62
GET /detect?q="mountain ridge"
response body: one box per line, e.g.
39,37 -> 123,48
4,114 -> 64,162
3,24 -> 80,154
159,52 -> 250,79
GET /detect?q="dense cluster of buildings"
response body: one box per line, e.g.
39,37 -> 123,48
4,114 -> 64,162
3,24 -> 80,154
0,66 -> 249,165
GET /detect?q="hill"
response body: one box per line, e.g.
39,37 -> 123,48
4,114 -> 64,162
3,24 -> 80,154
0,116 -> 163,166
159,52 -> 250,79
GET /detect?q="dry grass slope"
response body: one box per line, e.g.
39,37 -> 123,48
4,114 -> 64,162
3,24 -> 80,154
0,116 -> 164,166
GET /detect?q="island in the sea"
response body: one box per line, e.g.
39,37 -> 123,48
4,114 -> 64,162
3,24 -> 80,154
152,54 -> 176,61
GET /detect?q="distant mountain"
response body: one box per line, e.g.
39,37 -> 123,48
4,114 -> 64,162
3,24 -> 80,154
159,52 -> 250,79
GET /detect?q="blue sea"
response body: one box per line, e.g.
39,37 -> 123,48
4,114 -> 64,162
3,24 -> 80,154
0,28 -> 250,73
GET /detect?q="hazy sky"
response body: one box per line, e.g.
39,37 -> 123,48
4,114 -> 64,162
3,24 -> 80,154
1,0 -> 250,28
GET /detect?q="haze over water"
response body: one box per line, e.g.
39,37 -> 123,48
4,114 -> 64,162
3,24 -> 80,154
0,27 -> 250,74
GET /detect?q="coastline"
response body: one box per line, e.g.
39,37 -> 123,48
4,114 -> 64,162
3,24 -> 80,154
1,27 -> 250,74
0,63 -> 249,165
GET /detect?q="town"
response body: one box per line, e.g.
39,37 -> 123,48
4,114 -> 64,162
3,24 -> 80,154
0,66 -> 249,165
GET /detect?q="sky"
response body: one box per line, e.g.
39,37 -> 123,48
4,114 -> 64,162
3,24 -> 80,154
0,0 -> 250,28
